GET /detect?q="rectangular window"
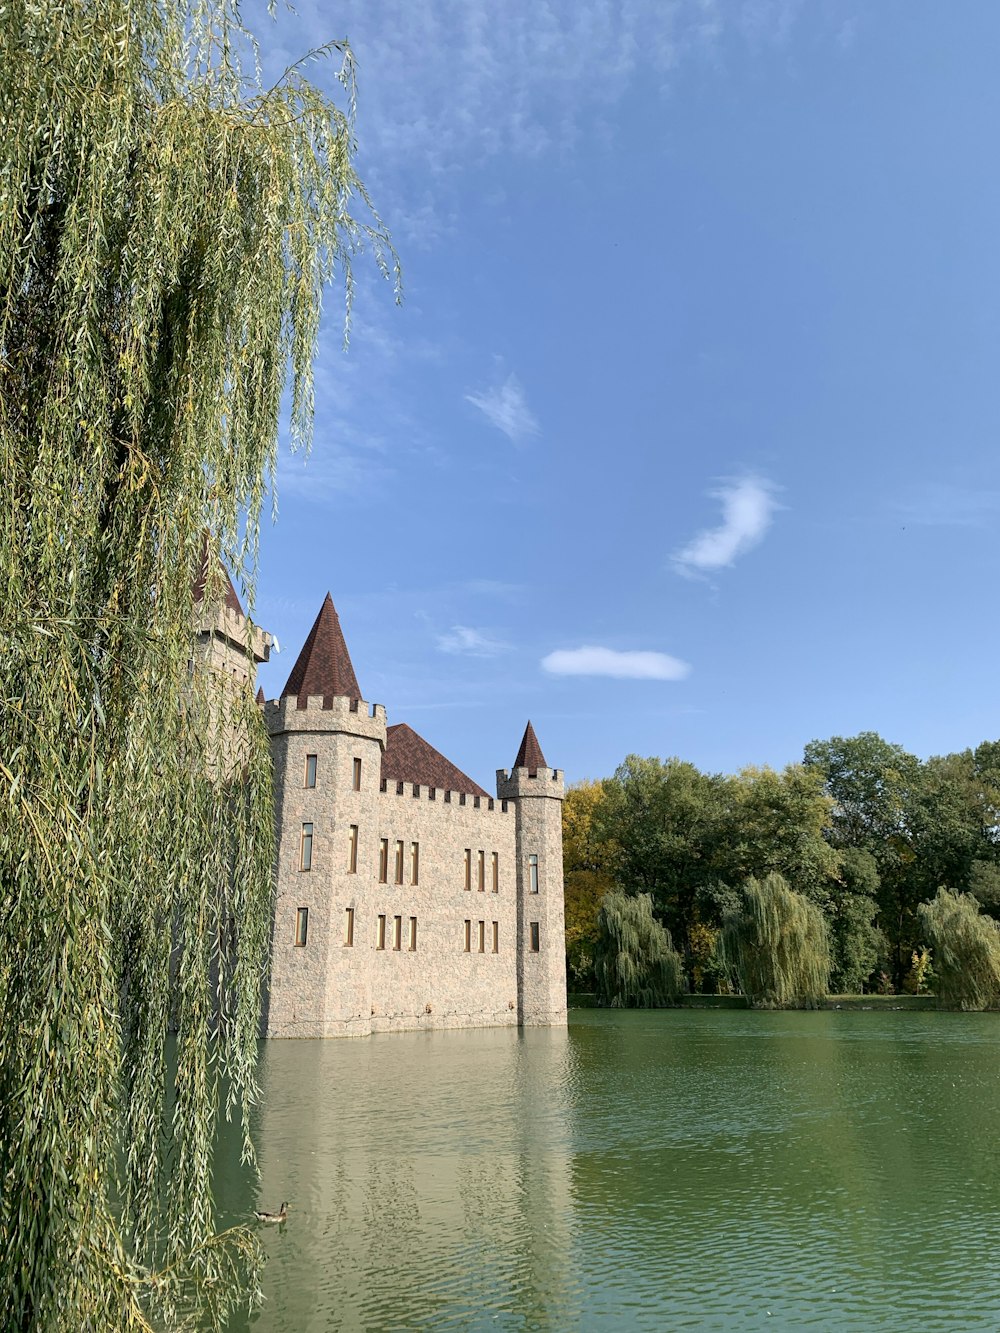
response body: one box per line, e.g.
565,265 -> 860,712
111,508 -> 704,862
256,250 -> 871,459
352,756 -> 362,791
529,853 -> 539,894
304,754 -> 317,788
393,915 -> 402,951
376,914 -> 386,950
492,852 -> 499,893
477,850 -> 485,892
464,920 -> 471,952
409,916 -> 418,951
410,841 -> 419,886
530,921 -> 540,952
344,907 -> 354,947
394,839 -> 404,885
294,907 -> 309,947
379,838 -> 389,884
492,921 -> 499,953
464,848 -> 472,891
477,920 -> 485,953
348,824 -> 358,874
299,823 -> 313,871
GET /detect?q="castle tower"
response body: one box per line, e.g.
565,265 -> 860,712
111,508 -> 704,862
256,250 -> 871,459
263,594 -> 386,1037
191,540 -> 272,685
497,723 -> 567,1027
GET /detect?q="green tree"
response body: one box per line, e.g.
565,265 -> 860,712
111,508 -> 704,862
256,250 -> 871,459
828,848 -> 885,994
918,889 -> 1000,1010
595,755 -> 725,947
594,892 -> 684,1008
714,764 -> 842,908
562,781 -> 615,990
721,873 -> 830,1008
0,2 -> 394,1327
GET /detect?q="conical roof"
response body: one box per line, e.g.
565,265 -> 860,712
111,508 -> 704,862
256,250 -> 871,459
281,594 -> 362,707
514,721 -> 547,775
255,686 -> 265,706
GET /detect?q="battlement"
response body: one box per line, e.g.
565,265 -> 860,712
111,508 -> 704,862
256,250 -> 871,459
194,604 -> 272,664
495,766 -> 565,801
263,693 -> 387,743
378,780 -> 510,814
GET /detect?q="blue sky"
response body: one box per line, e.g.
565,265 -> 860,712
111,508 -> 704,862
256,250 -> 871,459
245,1 -> 1000,789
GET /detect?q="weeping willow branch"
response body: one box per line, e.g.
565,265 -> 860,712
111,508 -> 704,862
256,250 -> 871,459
722,873 -> 830,1009
919,889 -> 1000,1011
0,2 -> 397,1326
594,892 -> 683,1008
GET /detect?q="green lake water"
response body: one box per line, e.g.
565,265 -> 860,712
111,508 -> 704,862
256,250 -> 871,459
220,1009 -> 1000,1331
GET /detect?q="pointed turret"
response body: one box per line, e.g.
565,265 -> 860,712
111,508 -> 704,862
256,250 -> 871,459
280,593 -> 362,708
514,721 -> 547,776
192,533 -> 245,615
255,686 -> 265,706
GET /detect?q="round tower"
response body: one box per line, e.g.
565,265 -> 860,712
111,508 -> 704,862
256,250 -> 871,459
264,594 -> 385,1037
496,722 -> 567,1027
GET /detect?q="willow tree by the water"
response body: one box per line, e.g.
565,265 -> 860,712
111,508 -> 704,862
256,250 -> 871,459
722,873 -> 830,1008
0,2 -> 396,1327
594,892 -> 684,1007
918,889 -> 1000,1010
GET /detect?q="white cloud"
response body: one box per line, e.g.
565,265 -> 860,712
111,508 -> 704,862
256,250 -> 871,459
437,625 -> 510,657
671,475 -> 780,576
541,646 -> 690,681
465,373 -> 539,443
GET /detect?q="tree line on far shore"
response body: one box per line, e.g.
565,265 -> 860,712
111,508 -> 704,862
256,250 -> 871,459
565,732 -> 1000,1009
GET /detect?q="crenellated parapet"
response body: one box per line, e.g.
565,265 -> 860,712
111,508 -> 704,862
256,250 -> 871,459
379,780 -> 510,814
194,603 -> 272,665
262,694 -> 387,747
495,766 -> 565,803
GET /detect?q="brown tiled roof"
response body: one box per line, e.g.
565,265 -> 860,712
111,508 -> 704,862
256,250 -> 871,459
382,723 -> 489,798
514,721 -> 547,775
281,593 -> 362,707
192,536 -> 244,615
255,686 -> 265,706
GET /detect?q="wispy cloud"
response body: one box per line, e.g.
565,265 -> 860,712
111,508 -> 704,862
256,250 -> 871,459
437,625 -> 510,657
671,475 -> 780,576
542,646 -> 690,680
892,483 -> 1000,528
465,373 -> 539,443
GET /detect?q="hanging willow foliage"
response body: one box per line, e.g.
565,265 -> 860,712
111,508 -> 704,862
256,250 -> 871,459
721,873 -> 830,1009
0,1 -> 396,1327
594,892 -> 683,1008
918,889 -> 1000,1010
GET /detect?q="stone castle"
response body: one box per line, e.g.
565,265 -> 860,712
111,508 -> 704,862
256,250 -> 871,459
194,567 -> 567,1038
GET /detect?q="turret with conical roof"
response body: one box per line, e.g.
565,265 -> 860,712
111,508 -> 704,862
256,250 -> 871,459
496,721 -> 566,1028
263,594 -> 386,1038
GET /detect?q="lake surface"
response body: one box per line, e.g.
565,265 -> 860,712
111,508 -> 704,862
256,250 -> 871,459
220,1009 -> 1000,1331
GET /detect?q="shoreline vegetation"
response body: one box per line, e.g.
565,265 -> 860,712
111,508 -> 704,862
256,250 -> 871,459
564,733 -> 1000,1012
570,993 -> 942,1011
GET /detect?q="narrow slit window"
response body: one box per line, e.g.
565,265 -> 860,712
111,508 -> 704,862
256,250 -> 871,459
304,754 -> 317,788
492,852 -> 499,893
299,823 -> 313,872
393,915 -> 402,951
344,907 -> 354,947
530,921 -> 540,952
492,921 -> 499,953
394,840 -> 404,885
409,917 -> 417,951
352,756 -> 362,791
477,920 -> 485,953
529,854 -> 539,894
294,907 -> 309,947
477,850 -> 485,892
464,849 -> 472,891
410,842 -> 419,886
348,824 -> 358,874
464,920 -> 471,952
379,838 -> 389,884
376,914 -> 387,950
